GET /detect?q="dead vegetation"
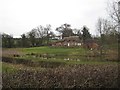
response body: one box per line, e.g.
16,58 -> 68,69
2,64 -> 119,88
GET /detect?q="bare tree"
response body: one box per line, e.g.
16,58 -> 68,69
107,0 -> 120,48
36,25 -> 46,45
96,18 -> 115,35
35,24 -> 52,45
96,18 -> 104,59
107,0 -> 119,28
56,23 -> 73,39
96,16 -> 119,60
44,24 -> 51,45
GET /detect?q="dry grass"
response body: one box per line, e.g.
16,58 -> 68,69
2,48 -> 23,57
2,64 -> 119,88
105,50 -> 118,61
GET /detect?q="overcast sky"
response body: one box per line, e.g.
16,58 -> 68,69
0,0 -> 110,38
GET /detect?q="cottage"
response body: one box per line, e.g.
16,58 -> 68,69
50,36 -> 99,49
51,36 -> 82,47
63,36 -> 82,47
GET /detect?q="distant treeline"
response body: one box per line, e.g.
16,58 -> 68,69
1,23 -> 119,48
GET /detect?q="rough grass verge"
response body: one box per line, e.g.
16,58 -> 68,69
2,64 -> 119,88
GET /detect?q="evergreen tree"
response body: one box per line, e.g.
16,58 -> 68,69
82,26 -> 92,42
21,34 -> 29,47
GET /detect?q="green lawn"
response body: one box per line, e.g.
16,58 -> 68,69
22,46 -> 88,55
2,46 -> 118,70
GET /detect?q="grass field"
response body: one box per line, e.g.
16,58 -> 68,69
2,46 -> 119,88
21,46 -> 88,55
